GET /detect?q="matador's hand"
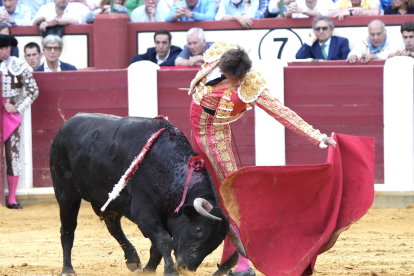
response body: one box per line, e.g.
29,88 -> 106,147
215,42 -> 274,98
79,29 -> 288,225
322,136 -> 336,148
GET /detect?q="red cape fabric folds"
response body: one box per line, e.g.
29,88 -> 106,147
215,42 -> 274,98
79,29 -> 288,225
220,133 -> 375,276
2,99 -> 22,143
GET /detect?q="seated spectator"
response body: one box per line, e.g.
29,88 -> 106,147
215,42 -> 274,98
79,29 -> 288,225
285,0 -> 335,18
215,0 -> 259,28
0,22 -> 17,57
256,0 -> 271,18
165,0 -> 216,21
126,0 -> 144,15
347,20 -> 399,63
384,0 -> 414,14
388,21 -> 414,58
32,0 -> 84,31
131,0 -> 169,22
175,28 -> 213,67
268,0 -> 292,17
19,0 -> 53,20
35,34 -> 77,71
130,29 -> 181,66
0,0 -> 31,26
380,0 -> 392,13
24,42 -> 43,70
326,0 -> 380,21
296,16 -> 350,60
85,0 -> 128,23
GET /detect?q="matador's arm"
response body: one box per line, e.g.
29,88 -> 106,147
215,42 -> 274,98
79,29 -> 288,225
255,89 -> 327,146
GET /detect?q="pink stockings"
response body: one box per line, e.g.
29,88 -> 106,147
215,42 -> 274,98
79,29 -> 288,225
7,175 -> 19,205
221,223 -> 250,272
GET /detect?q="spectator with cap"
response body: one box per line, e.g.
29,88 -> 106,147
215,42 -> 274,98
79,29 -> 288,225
296,16 -> 350,60
0,0 -> 31,26
24,42 -> 43,70
35,34 -> 77,71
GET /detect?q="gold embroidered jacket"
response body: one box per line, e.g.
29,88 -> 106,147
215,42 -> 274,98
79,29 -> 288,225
189,42 -> 327,145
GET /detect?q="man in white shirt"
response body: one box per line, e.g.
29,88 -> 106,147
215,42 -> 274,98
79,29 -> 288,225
19,0 -> 53,20
285,0 -> 335,18
130,0 -> 170,22
35,34 -> 77,71
0,0 -> 32,26
32,0 -> 84,31
347,20 -> 399,63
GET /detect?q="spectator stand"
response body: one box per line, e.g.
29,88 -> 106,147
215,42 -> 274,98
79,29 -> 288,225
2,15 -> 414,207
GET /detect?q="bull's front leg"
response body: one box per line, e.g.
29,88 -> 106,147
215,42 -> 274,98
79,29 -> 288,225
133,212 -> 179,276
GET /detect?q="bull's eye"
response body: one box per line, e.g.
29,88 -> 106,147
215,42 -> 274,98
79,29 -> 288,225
196,227 -> 202,233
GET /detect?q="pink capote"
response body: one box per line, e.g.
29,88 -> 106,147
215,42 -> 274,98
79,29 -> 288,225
2,99 -> 22,142
220,133 -> 375,276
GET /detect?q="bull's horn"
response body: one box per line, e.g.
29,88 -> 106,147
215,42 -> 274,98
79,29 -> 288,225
193,198 -> 222,221
227,225 -> 247,258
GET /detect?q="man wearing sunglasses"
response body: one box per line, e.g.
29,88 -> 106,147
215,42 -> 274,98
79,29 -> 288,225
296,16 -> 350,60
35,34 -> 76,72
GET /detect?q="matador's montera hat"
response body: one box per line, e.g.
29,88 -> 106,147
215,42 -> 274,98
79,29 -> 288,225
0,34 -> 18,48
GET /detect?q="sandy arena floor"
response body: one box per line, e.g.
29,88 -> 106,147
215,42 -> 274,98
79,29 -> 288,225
0,202 -> 413,276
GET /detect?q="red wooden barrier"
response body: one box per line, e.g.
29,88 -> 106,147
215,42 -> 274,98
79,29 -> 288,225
284,65 -> 384,183
31,70 -> 128,187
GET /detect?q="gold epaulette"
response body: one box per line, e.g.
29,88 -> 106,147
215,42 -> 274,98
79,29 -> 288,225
203,42 -> 238,63
238,69 -> 267,103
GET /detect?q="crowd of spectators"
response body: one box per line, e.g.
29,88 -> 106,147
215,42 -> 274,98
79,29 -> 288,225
0,0 -> 411,71
0,0 -> 410,28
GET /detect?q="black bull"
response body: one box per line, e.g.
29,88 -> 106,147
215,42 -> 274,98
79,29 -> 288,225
50,113 -> 246,276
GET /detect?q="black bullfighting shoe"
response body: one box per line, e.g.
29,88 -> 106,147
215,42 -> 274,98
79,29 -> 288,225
7,203 -> 23,209
212,250 -> 239,276
226,268 -> 256,276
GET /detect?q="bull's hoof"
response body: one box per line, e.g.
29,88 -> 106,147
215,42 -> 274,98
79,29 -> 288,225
61,267 -> 76,276
142,267 -> 156,274
127,262 -> 143,272
212,250 -> 238,276
164,268 -> 179,276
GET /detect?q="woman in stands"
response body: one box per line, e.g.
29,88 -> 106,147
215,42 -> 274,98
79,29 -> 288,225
384,0 -> 414,14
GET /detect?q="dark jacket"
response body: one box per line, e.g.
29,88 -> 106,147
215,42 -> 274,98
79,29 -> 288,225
295,36 -> 350,60
384,5 -> 414,14
35,61 -> 77,71
130,45 -> 182,66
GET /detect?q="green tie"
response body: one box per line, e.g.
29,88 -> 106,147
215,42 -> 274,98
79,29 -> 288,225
321,44 -> 327,60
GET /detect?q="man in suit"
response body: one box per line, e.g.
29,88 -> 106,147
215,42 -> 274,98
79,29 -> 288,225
35,34 -> 76,71
296,16 -> 350,60
130,29 -> 182,66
